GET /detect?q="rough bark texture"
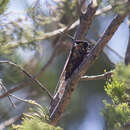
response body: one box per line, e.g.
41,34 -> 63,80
49,1 -> 99,125
74,2 -> 98,40
49,1 -> 128,125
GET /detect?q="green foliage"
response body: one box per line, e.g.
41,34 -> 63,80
102,101 -> 130,130
0,0 -> 9,15
11,117 -> 62,130
103,64 -> 130,130
10,100 -> 63,130
105,79 -> 127,104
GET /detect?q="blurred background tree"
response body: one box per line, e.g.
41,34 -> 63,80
0,0 -> 129,130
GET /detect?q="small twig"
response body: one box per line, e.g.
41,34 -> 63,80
0,60 -> 53,99
81,70 -> 113,81
0,79 -> 16,108
9,94 -> 44,111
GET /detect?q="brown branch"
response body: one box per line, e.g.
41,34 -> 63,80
0,81 -> 28,99
0,60 -> 53,99
81,70 -> 113,81
49,1 -> 101,125
49,11 -> 128,125
0,80 -> 16,108
74,1 -> 99,40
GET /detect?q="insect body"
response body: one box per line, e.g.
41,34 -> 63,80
65,41 -> 93,79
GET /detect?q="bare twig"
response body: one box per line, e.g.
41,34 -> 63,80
74,1 -> 100,40
81,70 -> 113,81
0,81 -> 28,99
0,79 -> 16,108
0,60 -> 53,99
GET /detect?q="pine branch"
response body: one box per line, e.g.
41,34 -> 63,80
81,70 -> 113,81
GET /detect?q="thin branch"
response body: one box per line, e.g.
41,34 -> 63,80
0,79 -> 16,108
0,60 -> 53,99
0,81 -> 28,99
81,70 -> 113,81
95,4 -> 112,15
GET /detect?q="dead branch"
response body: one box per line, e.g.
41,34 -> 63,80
0,81 -> 28,99
0,80 -> 16,108
49,1 -> 101,125
0,60 -> 53,99
49,10 -> 128,126
81,70 -> 113,81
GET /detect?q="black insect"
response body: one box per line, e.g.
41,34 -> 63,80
49,34 -> 94,119
65,40 -> 93,79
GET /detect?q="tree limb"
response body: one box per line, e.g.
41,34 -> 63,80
49,11 -> 128,126
49,1 -> 101,125
81,70 -> 113,81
